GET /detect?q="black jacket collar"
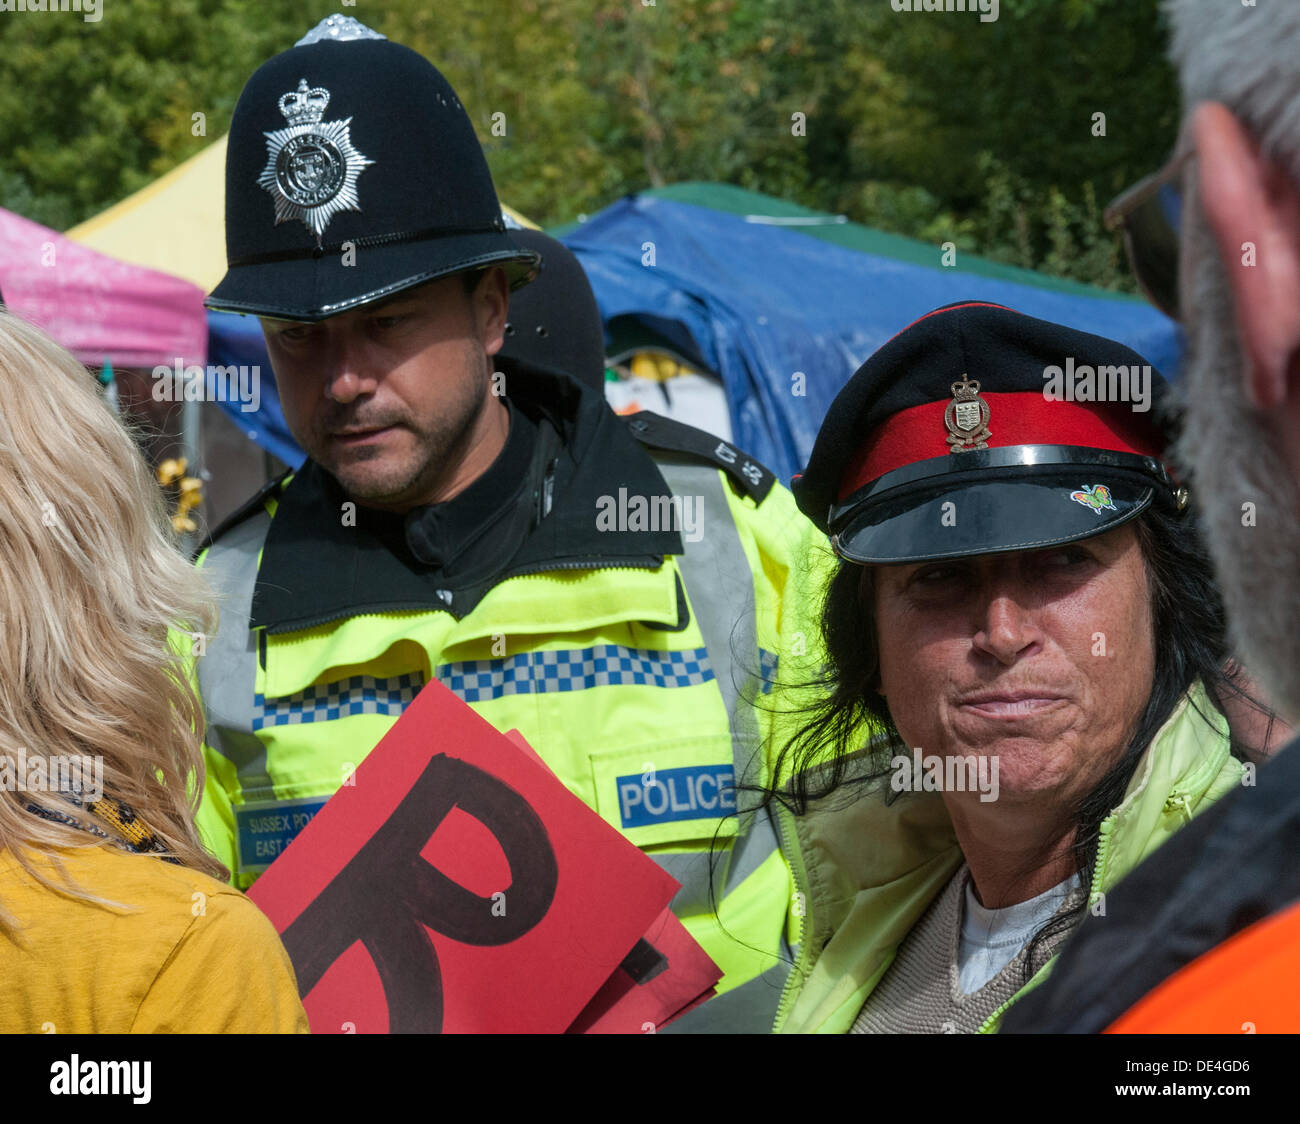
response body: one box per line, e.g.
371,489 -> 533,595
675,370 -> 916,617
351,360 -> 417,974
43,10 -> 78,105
252,367 -> 683,632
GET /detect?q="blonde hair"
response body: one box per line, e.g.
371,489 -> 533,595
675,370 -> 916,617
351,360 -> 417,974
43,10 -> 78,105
0,309 -> 223,914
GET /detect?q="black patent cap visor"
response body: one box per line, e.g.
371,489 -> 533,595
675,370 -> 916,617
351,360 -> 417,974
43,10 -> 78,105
829,445 -> 1181,565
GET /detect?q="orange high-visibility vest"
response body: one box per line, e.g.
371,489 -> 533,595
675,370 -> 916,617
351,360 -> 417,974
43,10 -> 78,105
1107,897 -> 1300,1033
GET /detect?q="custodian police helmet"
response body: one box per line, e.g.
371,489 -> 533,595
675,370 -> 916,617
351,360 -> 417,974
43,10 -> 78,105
494,227 -> 607,393
206,14 -> 540,322
792,301 -> 1189,565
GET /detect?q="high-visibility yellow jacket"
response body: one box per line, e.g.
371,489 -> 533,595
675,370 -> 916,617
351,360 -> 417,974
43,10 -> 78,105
192,369 -> 831,1032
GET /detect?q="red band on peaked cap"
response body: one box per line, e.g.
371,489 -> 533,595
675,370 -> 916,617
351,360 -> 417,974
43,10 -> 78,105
836,392 -> 1168,502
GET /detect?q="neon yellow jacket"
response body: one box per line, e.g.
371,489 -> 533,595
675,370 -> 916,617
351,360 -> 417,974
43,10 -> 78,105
191,378 -> 830,1031
772,683 -> 1245,1033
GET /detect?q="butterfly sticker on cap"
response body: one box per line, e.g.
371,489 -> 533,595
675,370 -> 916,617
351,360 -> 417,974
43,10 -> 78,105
258,78 -> 374,243
1070,484 -> 1117,514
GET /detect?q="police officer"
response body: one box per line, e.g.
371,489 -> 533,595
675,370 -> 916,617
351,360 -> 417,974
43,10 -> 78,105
195,14 -> 823,1032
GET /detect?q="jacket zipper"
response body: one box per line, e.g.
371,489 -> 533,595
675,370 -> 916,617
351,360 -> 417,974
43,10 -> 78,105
770,801 -> 811,1032
976,808 -> 1121,1034
1163,790 -> 1193,825
976,994 -> 1016,1035
505,558 -> 663,580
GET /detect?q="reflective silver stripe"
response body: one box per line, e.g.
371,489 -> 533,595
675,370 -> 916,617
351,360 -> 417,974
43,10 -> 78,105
652,810 -> 782,913
660,960 -> 795,1034
197,510 -> 275,801
656,458 -> 763,789
655,458 -> 792,1030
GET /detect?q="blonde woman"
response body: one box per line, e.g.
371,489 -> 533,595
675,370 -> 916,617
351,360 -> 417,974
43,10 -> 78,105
0,310 -> 307,1033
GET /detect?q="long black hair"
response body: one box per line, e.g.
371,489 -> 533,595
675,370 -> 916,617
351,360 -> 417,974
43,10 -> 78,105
754,503 -> 1269,985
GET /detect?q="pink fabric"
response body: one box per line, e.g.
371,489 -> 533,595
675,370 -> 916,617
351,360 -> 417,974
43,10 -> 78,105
0,208 -> 207,368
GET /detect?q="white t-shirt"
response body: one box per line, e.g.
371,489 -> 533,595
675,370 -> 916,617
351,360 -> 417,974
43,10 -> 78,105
958,871 -> 1083,995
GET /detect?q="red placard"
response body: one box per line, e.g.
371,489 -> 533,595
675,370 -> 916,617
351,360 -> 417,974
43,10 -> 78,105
497,729 -> 722,1032
248,679 -> 687,1033
566,906 -> 720,1033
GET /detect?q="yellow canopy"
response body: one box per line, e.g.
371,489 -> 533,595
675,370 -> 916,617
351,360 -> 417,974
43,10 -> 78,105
66,134 -> 539,294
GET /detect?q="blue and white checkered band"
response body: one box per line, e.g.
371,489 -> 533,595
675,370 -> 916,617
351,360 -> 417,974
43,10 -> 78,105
257,78 -> 374,241
248,643 -> 766,729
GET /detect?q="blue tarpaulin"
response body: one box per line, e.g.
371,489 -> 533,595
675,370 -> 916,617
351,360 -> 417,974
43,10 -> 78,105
563,188 -> 1182,485
208,183 -> 1181,487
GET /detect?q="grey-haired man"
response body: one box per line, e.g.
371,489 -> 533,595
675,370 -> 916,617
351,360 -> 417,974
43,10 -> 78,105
1005,0 -> 1300,1033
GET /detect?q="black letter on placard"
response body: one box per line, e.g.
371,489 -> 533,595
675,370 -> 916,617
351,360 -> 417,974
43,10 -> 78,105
280,754 -> 558,1032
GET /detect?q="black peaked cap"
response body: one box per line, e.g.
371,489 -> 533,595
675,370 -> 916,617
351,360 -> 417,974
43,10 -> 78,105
793,301 -> 1183,564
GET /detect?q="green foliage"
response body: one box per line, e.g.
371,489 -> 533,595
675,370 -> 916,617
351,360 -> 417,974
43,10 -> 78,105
0,0 -> 1175,291
0,0 -> 308,229
822,151 -> 1131,293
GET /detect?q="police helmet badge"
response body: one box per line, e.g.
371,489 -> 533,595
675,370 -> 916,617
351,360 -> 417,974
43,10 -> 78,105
944,373 -> 992,452
257,77 -> 374,242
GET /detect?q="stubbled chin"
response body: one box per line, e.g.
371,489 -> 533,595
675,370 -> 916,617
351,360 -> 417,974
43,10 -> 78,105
328,455 -> 422,502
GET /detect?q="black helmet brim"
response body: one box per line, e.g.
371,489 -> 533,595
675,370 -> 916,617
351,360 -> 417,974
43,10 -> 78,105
206,230 -> 540,322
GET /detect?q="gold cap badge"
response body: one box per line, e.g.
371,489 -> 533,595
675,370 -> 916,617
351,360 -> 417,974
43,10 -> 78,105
944,373 -> 991,452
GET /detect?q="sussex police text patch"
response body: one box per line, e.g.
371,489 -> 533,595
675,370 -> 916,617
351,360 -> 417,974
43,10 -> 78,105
617,765 -> 736,828
236,796 -> 329,872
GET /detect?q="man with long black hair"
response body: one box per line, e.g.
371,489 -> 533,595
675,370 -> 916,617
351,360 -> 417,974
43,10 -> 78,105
762,301 -> 1266,1033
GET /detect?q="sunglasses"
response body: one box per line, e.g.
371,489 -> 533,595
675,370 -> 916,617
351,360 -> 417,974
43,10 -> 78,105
1104,140 -> 1194,322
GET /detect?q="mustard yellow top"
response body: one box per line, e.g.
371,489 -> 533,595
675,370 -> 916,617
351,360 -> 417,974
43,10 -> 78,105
0,844 -> 309,1033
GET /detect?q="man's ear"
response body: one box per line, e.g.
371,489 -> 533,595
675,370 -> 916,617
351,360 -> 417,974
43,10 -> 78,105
1193,101 -> 1300,409
475,267 -> 511,358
